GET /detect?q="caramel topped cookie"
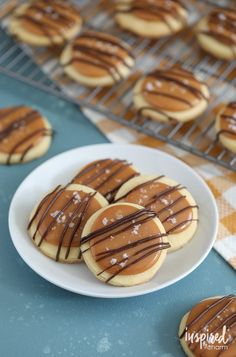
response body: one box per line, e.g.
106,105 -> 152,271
9,0 -> 82,46
72,159 -> 139,203
216,102 -> 236,153
195,8 -> 236,61
179,295 -> 236,356
115,175 -> 198,252
28,184 -> 108,263
115,0 -> 188,38
61,31 -> 135,87
81,203 -> 169,286
0,105 -> 52,165
133,67 -> 209,122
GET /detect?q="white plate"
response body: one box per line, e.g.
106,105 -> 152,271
9,144 -> 218,298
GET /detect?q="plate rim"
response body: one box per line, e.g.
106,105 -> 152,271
8,143 -> 218,298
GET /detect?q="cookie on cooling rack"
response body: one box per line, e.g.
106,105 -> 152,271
71,158 -> 140,203
9,0 -> 82,47
28,184 -> 108,263
179,295 -> 236,356
115,0 -> 188,38
114,175 -> 198,252
195,8 -> 236,61
60,30 -> 135,87
215,102 -> 236,153
0,105 -> 52,165
81,203 -> 169,286
133,66 -> 210,123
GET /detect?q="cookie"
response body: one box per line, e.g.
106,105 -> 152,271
27,184 -> 108,263
115,175 -> 198,252
133,66 -> 210,123
115,0 -> 188,38
72,158 -> 139,203
179,295 -> 236,356
215,102 -> 236,153
60,30 -> 135,87
195,8 -> 236,61
9,0 -> 82,47
81,203 -> 169,286
0,105 -> 52,165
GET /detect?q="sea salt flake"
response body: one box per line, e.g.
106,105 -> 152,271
132,224 -> 141,235
168,217 -> 177,224
123,253 -> 129,259
69,222 -> 75,228
160,198 -> 169,205
119,261 -> 126,268
110,258 -> 117,265
72,192 -> 81,204
102,217 -> 109,225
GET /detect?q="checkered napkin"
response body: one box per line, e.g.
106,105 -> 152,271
82,107 -> 236,271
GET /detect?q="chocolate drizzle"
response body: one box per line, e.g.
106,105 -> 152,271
115,176 -> 198,234
116,0 -> 187,32
15,0 -> 81,45
0,106 -> 53,164
63,31 -> 134,82
81,207 -> 170,283
179,295 -> 236,355
135,67 -> 209,120
72,159 -> 139,202
199,8 -> 236,56
28,186 -> 99,261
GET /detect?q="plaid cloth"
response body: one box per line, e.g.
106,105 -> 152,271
83,108 -> 236,271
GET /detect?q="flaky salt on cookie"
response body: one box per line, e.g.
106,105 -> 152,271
81,203 -> 169,286
61,31 -> 135,87
133,66 -> 210,123
0,105 -> 52,165
28,184 -> 108,263
9,0 -> 82,47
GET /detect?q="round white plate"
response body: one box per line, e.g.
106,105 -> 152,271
9,144 -> 218,298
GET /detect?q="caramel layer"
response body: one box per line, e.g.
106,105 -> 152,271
218,102 -> 236,140
81,205 -> 169,278
72,159 -> 139,202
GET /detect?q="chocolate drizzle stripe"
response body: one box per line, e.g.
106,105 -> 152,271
81,208 -> 156,244
221,114 -> 236,123
105,172 -> 140,202
210,312 -> 236,336
74,159 -> 123,182
94,233 -> 167,262
155,195 -> 186,215
217,129 -> 236,140
140,90 -> 193,108
166,219 -> 198,233
137,106 -> 176,122
7,128 -> 53,165
83,160 -> 124,185
145,184 -> 184,207
105,244 -> 170,283
94,163 -> 132,190
0,106 -> 24,121
161,205 -> 198,223
73,159 -> 109,179
179,295 -> 235,339
114,176 -> 165,202
28,185 -> 61,230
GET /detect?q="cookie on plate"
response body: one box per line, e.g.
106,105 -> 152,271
179,295 -> 236,356
215,101 -> 236,153
9,0 -> 82,47
195,8 -> 236,61
28,184 -> 108,263
115,175 -> 198,252
115,0 -> 188,38
81,203 -> 169,286
133,66 -> 210,123
72,158 -> 139,203
61,30 -> 135,87
0,105 -> 52,165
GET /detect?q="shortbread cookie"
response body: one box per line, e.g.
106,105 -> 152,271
28,184 -> 108,263
195,8 -> 236,61
61,31 -> 135,87
9,0 -> 82,47
115,0 -> 188,38
216,102 -> 236,153
72,158 -> 139,203
179,295 -> 236,356
0,105 -> 52,165
115,175 -> 198,252
81,203 -> 169,286
133,66 -> 210,122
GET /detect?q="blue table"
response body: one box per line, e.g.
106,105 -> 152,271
0,73 -> 235,357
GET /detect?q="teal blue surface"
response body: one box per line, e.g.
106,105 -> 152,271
0,73 -> 235,357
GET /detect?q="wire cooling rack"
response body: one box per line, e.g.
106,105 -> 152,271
0,0 -> 235,171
